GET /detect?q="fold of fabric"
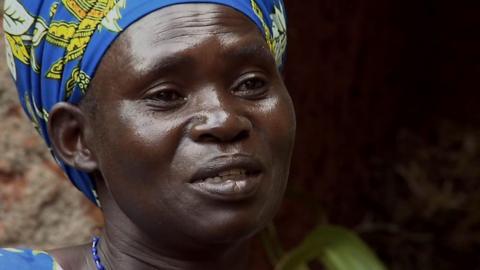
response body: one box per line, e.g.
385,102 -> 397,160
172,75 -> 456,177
0,248 -> 63,270
2,0 -> 287,205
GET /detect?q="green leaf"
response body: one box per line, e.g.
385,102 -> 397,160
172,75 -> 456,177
275,225 -> 387,270
260,223 -> 285,265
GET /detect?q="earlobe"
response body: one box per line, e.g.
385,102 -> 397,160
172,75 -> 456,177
48,102 -> 98,172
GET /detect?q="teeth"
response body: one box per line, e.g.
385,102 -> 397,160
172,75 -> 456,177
204,176 -> 223,184
218,169 -> 246,177
202,169 -> 247,183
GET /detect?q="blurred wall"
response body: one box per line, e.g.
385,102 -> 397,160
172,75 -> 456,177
279,0 -> 480,269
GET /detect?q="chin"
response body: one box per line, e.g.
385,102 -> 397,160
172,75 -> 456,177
189,204 -> 276,245
194,221 -> 266,245
178,173 -> 287,245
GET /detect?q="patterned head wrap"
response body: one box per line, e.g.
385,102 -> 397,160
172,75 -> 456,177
3,0 -> 287,205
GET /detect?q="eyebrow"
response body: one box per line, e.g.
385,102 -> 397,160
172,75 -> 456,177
148,54 -> 196,75
221,42 -> 275,65
145,41 -> 275,76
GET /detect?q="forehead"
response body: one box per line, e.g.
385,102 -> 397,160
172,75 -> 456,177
125,3 -> 261,42
90,3 -> 274,95
107,4 -> 269,72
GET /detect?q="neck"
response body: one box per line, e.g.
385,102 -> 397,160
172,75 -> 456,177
87,178 -> 252,270
89,189 -> 250,269
92,228 -> 250,270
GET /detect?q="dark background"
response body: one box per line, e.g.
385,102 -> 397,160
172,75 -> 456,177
276,0 -> 480,269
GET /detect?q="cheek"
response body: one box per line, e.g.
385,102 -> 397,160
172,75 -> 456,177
255,91 -> 296,157
92,102 -> 185,187
92,102 -> 194,227
253,91 -> 296,202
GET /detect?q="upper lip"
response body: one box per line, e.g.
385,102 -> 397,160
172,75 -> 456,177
190,154 -> 263,183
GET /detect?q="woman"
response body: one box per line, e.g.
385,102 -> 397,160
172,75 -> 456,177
1,0 -> 295,269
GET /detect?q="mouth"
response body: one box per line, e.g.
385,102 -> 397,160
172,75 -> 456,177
189,156 -> 263,201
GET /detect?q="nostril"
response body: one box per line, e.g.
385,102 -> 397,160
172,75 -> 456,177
196,129 -> 249,143
197,133 -> 219,143
189,113 -> 252,143
232,129 -> 249,142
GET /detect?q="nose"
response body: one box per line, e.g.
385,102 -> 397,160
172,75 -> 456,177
189,108 -> 252,143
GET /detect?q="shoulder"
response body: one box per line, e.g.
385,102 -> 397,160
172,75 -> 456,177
0,248 -> 63,270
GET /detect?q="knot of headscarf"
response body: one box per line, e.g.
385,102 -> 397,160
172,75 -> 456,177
3,0 -> 287,206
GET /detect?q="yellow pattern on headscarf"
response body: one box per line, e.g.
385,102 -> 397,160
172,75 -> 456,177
250,0 -> 274,54
4,34 -> 30,64
46,0 -> 120,79
65,67 -> 91,99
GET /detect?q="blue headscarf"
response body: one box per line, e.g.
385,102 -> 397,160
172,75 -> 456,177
3,0 -> 287,206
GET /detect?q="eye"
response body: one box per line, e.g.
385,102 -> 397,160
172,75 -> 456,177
240,78 -> 265,91
233,75 -> 269,99
144,88 -> 187,110
152,90 -> 184,102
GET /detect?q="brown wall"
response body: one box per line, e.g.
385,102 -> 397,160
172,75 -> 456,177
279,0 -> 480,269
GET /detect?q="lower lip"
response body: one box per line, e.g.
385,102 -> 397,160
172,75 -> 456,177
189,174 -> 262,201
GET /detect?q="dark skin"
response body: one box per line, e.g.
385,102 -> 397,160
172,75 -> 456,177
47,4 -> 295,270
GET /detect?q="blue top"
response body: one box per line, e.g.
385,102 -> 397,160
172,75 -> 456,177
0,248 -> 63,270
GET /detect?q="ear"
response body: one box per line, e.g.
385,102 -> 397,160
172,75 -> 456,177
48,102 -> 98,172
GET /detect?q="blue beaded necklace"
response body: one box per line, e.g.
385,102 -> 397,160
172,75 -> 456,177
91,236 -> 106,270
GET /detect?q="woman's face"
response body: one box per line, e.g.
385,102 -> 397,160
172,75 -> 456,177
85,4 -> 295,246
